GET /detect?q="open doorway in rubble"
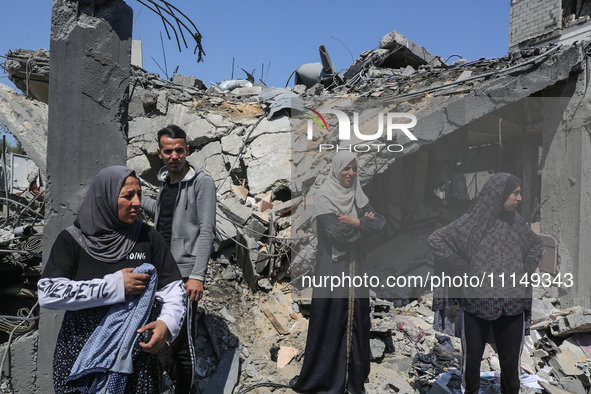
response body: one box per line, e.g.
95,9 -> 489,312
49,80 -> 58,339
362,95 -> 567,301
289,92 -> 572,303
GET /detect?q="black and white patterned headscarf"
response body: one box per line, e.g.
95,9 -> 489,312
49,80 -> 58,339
430,173 -> 528,263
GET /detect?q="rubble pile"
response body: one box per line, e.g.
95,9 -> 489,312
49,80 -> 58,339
0,184 -> 44,345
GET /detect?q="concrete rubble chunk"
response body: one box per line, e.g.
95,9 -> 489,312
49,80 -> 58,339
247,132 -> 291,194
532,298 -> 556,324
455,70 -> 473,82
172,72 -> 203,89
220,132 -> 244,156
245,217 -> 267,241
232,86 -> 263,96
231,184 -> 248,202
126,154 -> 151,178
219,197 -> 252,225
0,332 -> 38,392
402,65 -> 415,77
539,381 -> 578,394
219,307 -> 236,324
156,91 -> 168,115
0,83 -> 48,173
550,337 -> 588,377
246,115 -> 292,142
550,312 -> 591,338
205,112 -> 233,129
557,377 -> 585,393
188,141 -> 230,194
379,29 -> 442,68
370,338 -> 386,360
214,209 -> 237,251
202,347 -> 240,394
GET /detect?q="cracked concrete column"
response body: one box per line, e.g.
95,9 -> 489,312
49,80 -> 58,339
38,1 -> 132,391
541,72 -> 591,308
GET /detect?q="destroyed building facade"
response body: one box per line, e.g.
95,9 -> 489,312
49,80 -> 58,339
1,1 -> 591,392
510,0 -> 591,49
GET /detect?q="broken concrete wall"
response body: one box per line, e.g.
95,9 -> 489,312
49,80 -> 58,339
0,84 -> 47,173
540,66 -> 591,308
126,68 -> 292,197
509,0 -> 562,49
37,0 -> 132,393
0,332 -> 39,394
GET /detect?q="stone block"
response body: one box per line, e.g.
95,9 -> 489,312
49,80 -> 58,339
214,209 -> 237,252
0,331 -> 38,394
219,197 -> 252,226
126,154 -> 151,178
221,133 -> 245,156
245,217 -> 267,241
246,132 -> 291,194
370,338 -> 385,360
172,72 -> 203,89
550,337 -> 588,377
232,86 -> 263,96
550,313 -> 591,338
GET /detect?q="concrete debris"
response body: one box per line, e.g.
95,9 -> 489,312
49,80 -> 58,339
203,347 -> 240,394
370,338 -> 386,360
172,72 -> 204,90
2,49 -> 50,104
219,197 -> 252,225
550,312 -> 591,338
538,381 -> 578,394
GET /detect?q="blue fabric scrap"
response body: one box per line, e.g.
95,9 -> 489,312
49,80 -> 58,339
66,263 -> 158,394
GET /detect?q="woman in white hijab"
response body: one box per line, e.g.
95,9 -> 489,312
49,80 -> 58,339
291,152 -> 385,394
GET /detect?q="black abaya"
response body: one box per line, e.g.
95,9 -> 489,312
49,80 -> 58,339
291,204 -> 385,394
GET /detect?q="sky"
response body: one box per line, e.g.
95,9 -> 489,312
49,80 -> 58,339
0,0 -> 511,90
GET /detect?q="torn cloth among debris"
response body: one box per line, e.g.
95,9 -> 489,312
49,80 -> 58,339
258,87 -> 305,119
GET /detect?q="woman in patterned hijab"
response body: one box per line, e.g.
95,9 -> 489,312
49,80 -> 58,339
428,173 -> 543,394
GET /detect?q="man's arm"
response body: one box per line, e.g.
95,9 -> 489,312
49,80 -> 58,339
141,195 -> 158,217
187,174 -> 216,301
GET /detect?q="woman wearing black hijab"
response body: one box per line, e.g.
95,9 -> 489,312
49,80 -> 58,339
38,166 -> 185,393
428,173 -> 543,394
291,151 -> 385,394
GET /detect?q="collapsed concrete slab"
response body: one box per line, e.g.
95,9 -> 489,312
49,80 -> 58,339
344,29 -> 444,81
0,84 -> 48,173
3,49 -> 50,104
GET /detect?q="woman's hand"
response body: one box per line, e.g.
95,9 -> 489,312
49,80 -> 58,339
338,214 -> 361,228
121,267 -> 150,296
137,320 -> 170,354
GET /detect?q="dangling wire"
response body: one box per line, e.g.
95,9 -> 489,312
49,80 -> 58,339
134,0 -> 206,62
